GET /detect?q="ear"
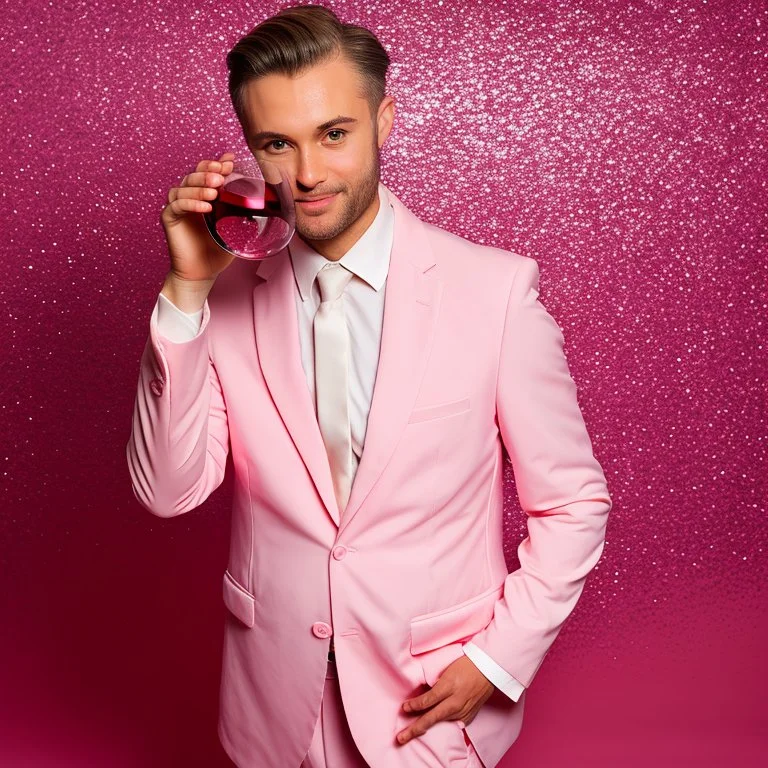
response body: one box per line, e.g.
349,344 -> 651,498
376,95 -> 396,148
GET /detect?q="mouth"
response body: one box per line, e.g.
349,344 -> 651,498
296,193 -> 338,211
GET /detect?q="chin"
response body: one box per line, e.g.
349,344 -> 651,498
296,220 -> 337,241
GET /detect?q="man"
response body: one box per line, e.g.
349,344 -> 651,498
126,5 -> 612,768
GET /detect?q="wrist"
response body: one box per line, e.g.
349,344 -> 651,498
161,272 -> 215,313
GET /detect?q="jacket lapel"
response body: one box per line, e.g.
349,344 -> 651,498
339,188 -> 442,534
252,249 -> 341,525
252,185 -> 442,533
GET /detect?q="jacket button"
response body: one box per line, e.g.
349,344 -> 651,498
149,378 -> 164,396
312,622 -> 332,639
332,545 -> 347,560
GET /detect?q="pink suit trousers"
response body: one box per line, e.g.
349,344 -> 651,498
301,661 -> 485,768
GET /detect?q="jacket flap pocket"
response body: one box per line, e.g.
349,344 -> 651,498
409,582 -> 503,655
223,570 -> 255,627
407,397 -> 471,424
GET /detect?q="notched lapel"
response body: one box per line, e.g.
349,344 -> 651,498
252,250 -> 342,526
340,189 -> 442,534
251,186 -> 442,534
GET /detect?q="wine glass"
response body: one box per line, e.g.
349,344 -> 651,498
203,155 -> 295,260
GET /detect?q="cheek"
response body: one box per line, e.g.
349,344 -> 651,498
335,140 -> 372,174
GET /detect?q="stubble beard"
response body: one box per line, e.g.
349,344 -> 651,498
295,142 -> 381,243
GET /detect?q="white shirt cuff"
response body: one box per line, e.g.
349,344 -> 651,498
155,291 -> 204,343
462,641 -> 526,702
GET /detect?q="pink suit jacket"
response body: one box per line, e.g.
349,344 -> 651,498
126,183 -> 612,768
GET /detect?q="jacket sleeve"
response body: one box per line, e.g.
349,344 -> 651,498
467,256 -> 612,688
126,296 -> 230,518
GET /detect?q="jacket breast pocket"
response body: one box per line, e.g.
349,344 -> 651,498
409,581 -> 503,655
222,569 -> 256,627
407,396 -> 471,424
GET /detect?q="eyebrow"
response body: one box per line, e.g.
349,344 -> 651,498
250,116 -> 359,144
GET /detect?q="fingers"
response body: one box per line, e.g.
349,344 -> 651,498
195,154 -> 235,174
167,153 -> 236,206
396,699 -> 462,745
165,196 -> 216,217
167,172 -> 223,204
403,677 -> 450,713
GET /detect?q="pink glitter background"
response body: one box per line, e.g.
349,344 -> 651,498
1,0 -> 766,766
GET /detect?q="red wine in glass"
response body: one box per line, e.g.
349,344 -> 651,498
203,157 -> 295,260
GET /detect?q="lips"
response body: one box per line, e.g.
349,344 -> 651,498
297,193 -> 338,211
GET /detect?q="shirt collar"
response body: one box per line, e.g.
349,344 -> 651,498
289,182 -> 394,302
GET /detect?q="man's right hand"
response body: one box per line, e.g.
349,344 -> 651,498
159,152 -> 237,312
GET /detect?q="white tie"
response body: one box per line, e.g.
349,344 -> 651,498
314,262 -> 355,516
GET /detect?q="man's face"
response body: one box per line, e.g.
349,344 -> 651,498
242,53 -> 394,245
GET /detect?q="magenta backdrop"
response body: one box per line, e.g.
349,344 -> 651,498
2,0 -> 765,766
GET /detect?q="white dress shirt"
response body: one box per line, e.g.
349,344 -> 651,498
152,182 -> 525,703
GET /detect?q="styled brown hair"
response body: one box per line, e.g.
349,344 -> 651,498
226,4 -> 391,130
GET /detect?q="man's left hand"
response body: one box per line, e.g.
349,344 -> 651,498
397,655 -> 495,745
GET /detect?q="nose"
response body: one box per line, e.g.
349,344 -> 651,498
294,145 -> 327,190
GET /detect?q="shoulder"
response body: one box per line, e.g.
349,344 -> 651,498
420,218 -> 540,297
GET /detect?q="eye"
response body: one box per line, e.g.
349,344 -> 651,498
260,129 -> 347,154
